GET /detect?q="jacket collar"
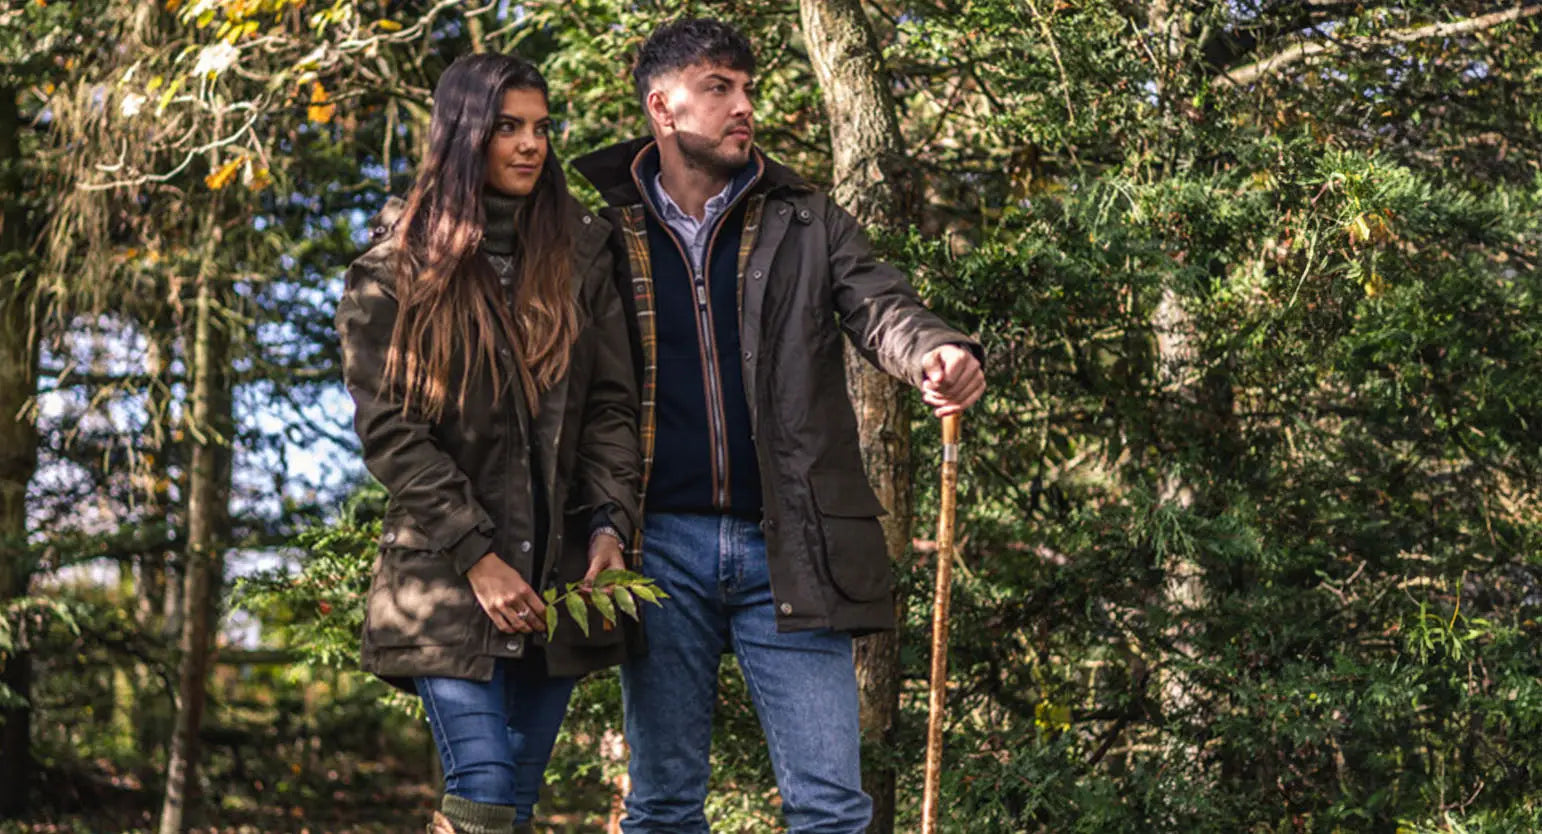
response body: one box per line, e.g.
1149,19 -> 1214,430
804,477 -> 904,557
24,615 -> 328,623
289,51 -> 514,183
572,137 -> 814,208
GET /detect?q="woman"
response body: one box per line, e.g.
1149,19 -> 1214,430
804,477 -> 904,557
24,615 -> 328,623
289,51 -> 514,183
335,53 -> 640,833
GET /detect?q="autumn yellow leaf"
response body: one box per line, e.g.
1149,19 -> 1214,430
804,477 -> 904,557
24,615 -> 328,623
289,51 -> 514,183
376,19 -> 403,32
165,0 -> 181,11
1362,271 -> 1387,298
205,156 -> 246,191
245,163 -> 273,192
307,81 -> 335,124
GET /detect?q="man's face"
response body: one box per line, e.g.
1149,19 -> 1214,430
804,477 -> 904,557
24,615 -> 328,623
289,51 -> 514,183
650,62 -> 756,175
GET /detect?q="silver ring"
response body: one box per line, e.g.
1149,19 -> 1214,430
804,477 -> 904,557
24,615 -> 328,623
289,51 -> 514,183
516,608 -> 533,620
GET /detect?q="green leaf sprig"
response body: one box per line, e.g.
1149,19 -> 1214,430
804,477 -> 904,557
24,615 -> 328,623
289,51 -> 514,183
541,569 -> 668,638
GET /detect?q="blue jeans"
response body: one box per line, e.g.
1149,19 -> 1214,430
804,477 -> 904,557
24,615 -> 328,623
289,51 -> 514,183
416,658 -> 578,822
621,513 -> 872,833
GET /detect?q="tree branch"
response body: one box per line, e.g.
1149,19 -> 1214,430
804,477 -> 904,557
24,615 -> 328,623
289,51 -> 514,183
1217,3 -> 1542,87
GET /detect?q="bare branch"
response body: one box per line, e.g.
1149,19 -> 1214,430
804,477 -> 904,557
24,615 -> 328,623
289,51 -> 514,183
78,105 -> 263,191
1217,3 -> 1542,87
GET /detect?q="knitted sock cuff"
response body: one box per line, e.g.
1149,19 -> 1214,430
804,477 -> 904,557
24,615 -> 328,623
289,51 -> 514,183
440,794 -> 519,834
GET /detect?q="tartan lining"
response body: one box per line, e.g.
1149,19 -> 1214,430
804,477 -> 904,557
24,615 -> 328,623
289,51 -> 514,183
619,205 -> 657,561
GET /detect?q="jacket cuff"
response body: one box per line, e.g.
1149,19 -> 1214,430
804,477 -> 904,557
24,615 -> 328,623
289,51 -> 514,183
589,503 -> 617,533
590,502 -> 635,544
448,524 -> 496,575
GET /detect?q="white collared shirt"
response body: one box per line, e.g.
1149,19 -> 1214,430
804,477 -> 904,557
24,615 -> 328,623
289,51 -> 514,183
651,173 -> 736,274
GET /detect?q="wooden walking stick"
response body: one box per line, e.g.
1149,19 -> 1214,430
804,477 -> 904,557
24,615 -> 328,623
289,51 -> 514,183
921,412 -> 961,834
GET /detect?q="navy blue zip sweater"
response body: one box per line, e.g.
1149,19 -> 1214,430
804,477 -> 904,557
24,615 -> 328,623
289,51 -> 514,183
639,155 -> 763,518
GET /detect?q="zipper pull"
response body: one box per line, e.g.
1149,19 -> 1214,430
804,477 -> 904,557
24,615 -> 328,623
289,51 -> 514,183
695,284 -> 708,306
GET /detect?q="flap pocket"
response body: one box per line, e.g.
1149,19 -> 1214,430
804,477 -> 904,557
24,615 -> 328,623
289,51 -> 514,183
809,469 -> 891,602
810,468 -> 888,518
365,549 -> 477,648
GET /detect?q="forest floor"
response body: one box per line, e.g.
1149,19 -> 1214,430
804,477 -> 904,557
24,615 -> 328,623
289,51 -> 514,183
3,756 -> 616,833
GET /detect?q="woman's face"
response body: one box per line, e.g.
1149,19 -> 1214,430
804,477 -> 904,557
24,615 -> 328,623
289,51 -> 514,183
484,87 -> 550,197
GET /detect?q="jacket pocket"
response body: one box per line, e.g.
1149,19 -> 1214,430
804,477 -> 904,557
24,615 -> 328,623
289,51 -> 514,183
365,546 -> 478,648
809,468 -> 892,602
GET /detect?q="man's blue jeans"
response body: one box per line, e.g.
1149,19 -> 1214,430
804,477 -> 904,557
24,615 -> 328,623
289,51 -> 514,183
416,658 -> 577,822
621,512 -> 872,833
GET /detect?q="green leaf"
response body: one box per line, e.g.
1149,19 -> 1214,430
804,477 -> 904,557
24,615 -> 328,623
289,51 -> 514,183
613,586 -> 638,620
565,593 -> 590,637
542,588 -> 558,605
594,568 -> 639,586
631,584 -> 658,604
592,590 -> 616,625
545,603 -> 559,637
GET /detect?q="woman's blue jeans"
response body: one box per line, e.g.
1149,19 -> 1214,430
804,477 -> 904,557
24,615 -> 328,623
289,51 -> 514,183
416,658 -> 577,822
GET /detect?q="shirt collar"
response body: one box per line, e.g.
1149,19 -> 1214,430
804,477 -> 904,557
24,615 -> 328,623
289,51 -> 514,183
651,172 -> 735,225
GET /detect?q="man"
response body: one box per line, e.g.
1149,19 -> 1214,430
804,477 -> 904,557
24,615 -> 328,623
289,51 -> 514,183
573,18 -> 985,833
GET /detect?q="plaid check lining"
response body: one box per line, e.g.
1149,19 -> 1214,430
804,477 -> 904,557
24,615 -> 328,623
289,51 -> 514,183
736,195 -> 766,323
619,205 -> 656,561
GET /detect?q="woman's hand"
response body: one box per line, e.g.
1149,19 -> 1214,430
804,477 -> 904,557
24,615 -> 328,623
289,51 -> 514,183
466,553 -> 547,633
582,531 -> 627,591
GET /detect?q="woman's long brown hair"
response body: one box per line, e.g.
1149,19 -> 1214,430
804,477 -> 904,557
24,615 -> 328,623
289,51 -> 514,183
383,53 -> 577,420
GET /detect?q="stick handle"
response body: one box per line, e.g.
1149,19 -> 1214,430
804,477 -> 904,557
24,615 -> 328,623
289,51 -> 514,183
921,413 -> 962,834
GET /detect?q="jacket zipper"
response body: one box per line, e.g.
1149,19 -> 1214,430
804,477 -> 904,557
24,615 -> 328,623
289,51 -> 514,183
696,194 -> 757,509
636,183 -> 759,512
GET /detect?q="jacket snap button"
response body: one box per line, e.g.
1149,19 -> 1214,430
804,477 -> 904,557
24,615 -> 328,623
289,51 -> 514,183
779,603 -> 793,615
506,638 -> 522,651
382,531 -> 396,544
743,350 -> 753,360
798,209 -> 811,221
752,269 -> 763,280
520,540 -> 533,553
582,215 -> 593,224
778,207 -> 788,215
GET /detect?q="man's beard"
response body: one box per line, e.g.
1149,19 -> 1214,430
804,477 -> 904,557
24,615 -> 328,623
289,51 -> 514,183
677,127 -> 752,178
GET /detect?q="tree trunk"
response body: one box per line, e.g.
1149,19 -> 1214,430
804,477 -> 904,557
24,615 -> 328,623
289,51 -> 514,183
797,3 -> 918,831
133,325 -> 176,754
0,81 -> 40,819
138,324 -> 174,632
157,224 -> 232,834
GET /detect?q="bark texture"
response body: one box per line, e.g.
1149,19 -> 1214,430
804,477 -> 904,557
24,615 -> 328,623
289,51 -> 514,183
797,2 -> 917,830
157,233 -> 233,834
0,82 -> 40,819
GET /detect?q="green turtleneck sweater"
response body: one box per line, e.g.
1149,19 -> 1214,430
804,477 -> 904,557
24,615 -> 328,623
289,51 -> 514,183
482,191 -> 525,254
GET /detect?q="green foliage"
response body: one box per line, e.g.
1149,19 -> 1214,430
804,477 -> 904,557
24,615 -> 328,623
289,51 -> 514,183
235,486 -> 392,679
878,2 -> 1542,825
540,569 -> 668,639
14,0 -> 1542,830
